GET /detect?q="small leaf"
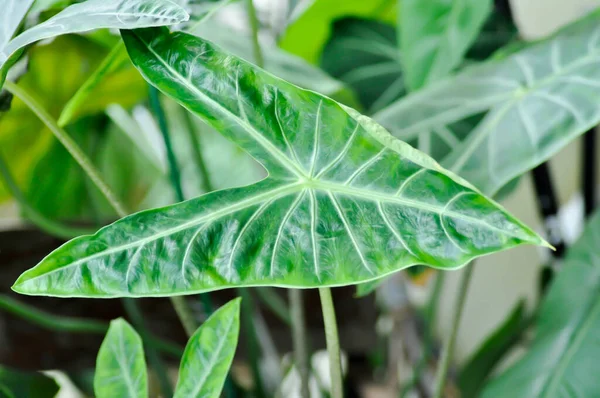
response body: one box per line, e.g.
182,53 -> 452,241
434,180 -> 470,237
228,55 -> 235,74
375,10 -> 600,195
400,0 -> 493,90
12,28 -> 546,298
94,318 -> 147,398
0,366 -> 59,398
0,0 -> 189,75
481,210 -> 600,397
174,298 -> 241,398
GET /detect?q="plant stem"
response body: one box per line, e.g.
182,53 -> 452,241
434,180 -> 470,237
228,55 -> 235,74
4,80 -> 128,218
0,294 -> 183,358
188,0 -> 237,33
0,151 -> 96,239
319,287 -> 343,398
123,299 -> 174,397
181,110 -> 214,193
246,0 -> 264,68
433,263 -> 475,398
256,287 -> 291,326
148,86 -> 209,337
238,289 -> 267,398
290,289 -> 310,398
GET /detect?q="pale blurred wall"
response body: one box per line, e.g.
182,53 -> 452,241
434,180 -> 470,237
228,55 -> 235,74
440,0 -> 600,364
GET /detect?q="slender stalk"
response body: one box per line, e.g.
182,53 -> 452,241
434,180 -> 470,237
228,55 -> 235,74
188,0 -> 237,33
0,151 -> 95,239
256,287 -> 291,326
238,289 -> 267,398
4,80 -> 128,218
319,287 -> 343,398
181,110 -> 214,193
289,289 -> 310,398
123,299 -> 174,397
246,0 -> 264,68
0,294 -> 183,358
433,263 -> 475,398
148,86 -> 210,336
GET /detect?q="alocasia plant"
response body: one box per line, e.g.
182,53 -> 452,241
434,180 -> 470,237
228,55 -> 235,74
12,28 -> 546,298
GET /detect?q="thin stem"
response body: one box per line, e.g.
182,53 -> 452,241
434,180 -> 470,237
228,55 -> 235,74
433,263 -> 475,398
123,299 -> 174,397
148,86 -> 209,337
0,151 -> 95,239
246,0 -> 264,68
319,287 -> 343,398
289,289 -> 310,398
256,287 -> 291,326
181,109 -> 214,193
238,289 -> 267,398
4,80 -> 128,218
188,0 -> 237,33
0,294 -> 183,358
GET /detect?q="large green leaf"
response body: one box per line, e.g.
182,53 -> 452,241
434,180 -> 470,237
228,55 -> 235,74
94,318 -> 147,398
12,28 -> 546,297
0,0 -> 189,81
174,298 -> 241,398
375,10 -> 600,195
400,0 -> 493,91
0,1 -> 34,49
482,211 -> 600,397
0,366 -> 59,398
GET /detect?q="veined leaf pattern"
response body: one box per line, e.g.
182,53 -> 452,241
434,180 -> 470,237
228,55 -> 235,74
12,28 -> 545,297
375,10 -> 600,195
0,0 -> 189,72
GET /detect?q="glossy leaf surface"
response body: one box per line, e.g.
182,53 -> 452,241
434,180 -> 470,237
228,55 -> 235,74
0,0 -> 189,72
0,0 -> 34,49
94,318 -> 147,398
482,211 -> 600,398
375,10 -> 600,195
13,28 -> 545,297
400,0 -> 493,90
174,298 -> 241,398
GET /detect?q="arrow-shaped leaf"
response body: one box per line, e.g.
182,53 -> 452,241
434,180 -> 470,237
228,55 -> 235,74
174,298 -> 241,398
12,28 -> 546,298
375,9 -> 600,195
94,318 -> 147,398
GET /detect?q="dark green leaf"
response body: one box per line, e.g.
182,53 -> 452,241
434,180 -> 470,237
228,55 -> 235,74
400,0 -> 493,90
482,210 -> 600,397
0,366 -> 59,398
94,318 -> 147,398
459,300 -> 528,398
174,298 -> 241,398
12,28 -> 546,297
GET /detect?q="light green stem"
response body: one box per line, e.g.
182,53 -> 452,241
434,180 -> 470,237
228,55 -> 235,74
238,289 -> 267,398
319,287 -> 343,398
181,110 -> 214,193
246,0 -> 264,68
188,0 -> 238,33
256,287 -> 291,326
4,80 -> 128,218
290,289 -> 310,398
170,295 -> 197,337
433,264 -> 475,398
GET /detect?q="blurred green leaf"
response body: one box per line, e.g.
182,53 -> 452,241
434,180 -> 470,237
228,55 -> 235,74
174,298 -> 241,398
482,210 -> 600,397
0,366 -> 59,398
459,300 -> 528,398
280,0 -> 396,64
94,318 -> 147,398
400,0 -> 493,90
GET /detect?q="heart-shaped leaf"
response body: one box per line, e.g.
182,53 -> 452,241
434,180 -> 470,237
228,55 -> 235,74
94,318 -> 147,398
12,28 -> 546,298
482,210 -> 600,397
174,298 -> 241,398
375,9 -> 600,195
0,0 -> 189,87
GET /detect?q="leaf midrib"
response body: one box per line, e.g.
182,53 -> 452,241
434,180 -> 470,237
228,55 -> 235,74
17,178 -> 531,286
